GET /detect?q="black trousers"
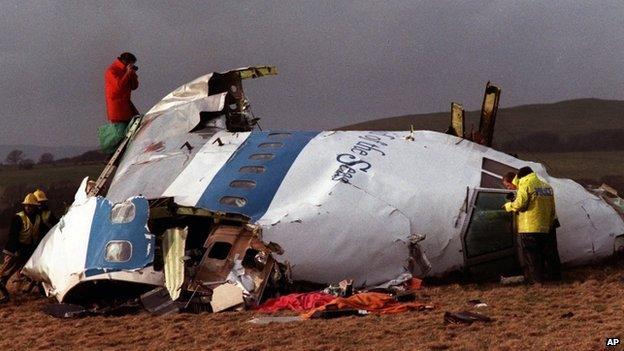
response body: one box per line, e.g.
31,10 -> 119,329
519,231 -> 562,283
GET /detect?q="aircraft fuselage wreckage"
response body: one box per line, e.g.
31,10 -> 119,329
23,66 -> 624,313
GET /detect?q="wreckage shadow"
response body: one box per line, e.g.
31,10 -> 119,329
425,254 -> 624,288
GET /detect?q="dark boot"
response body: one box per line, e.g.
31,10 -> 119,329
0,280 -> 10,303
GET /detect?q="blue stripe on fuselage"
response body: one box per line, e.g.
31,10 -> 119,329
84,197 -> 154,277
195,131 -> 319,221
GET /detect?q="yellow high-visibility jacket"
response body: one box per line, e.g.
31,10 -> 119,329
504,172 -> 556,233
16,211 -> 41,245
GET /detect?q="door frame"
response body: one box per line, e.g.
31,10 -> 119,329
460,187 -> 518,270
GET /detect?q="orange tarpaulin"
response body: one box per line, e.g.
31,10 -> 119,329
301,292 -> 427,319
256,292 -> 336,313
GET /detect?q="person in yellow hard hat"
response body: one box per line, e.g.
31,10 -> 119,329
33,189 -> 58,232
0,193 -> 42,302
503,167 -> 560,283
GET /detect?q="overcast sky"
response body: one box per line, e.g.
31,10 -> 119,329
1,1 -> 623,147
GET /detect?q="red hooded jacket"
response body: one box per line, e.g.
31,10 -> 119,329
105,59 -> 139,123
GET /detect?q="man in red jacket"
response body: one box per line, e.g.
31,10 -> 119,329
105,52 -> 139,122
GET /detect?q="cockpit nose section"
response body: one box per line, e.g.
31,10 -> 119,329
84,197 -> 154,277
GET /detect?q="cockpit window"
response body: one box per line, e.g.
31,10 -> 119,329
480,158 -> 518,189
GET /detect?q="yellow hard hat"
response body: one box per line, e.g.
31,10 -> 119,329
34,189 -> 48,202
22,193 -> 40,206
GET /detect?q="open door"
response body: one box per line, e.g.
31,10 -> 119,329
461,188 -> 521,279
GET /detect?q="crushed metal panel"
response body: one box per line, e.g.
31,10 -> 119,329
447,102 -> 465,137
197,225 -> 248,282
162,227 -> 187,301
191,225 -> 275,304
140,287 -> 181,316
208,66 -> 277,132
478,82 -> 501,147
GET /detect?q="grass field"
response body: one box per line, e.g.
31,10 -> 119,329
1,257 -> 623,350
0,163 -> 104,188
519,150 -> 624,180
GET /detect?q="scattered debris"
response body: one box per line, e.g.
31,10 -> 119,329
323,279 -> 354,297
309,308 -> 369,319
43,303 -> 88,319
500,275 -> 525,285
248,316 -> 303,324
140,287 -> 182,316
444,311 -> 493,324
44,300 -> 142,319
467,299 -> 488,308
211,283 -> 245,312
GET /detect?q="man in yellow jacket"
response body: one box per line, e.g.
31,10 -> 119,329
0,193 -> 42,302
33,189 -> 58,232
503,167 -> 560,283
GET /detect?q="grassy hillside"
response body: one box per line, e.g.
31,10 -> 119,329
341,98 -> 624,154
0,163 -> 104,188
0,162 -> 104,242
0,144 -> 94,162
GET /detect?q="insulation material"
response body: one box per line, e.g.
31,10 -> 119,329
211,283 -> 245,312
162,227 -> 187,301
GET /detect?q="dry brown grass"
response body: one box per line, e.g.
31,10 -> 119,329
2,259 -> 624,351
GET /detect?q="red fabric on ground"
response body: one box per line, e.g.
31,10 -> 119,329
256,292 -> 336,313
301,292 -> 426,319
409,278 -> 423,290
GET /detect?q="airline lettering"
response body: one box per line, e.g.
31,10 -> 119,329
332,132 -> 395,183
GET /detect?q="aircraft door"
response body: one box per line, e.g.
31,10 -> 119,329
461,188 -> 521,279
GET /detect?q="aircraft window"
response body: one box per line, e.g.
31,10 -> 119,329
110,202 -> 136,224
239,166 -> 265,173
464,192 -> 514,258
482,158 -> 518,177
258,142 -> 283,149
105,241 -> 132,262
268,133 -> 291,140
249,153 -> 274,161
208,242 -> 232,260
230,180 -> 256,189
480,172 -> 504,189
219,196 -> 247,207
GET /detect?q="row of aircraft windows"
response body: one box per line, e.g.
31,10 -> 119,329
218,133 -> 292,208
